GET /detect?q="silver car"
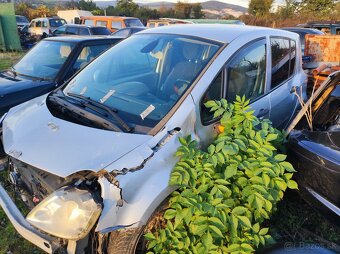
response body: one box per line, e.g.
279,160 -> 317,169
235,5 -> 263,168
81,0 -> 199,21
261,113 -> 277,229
0,25 -> 306,253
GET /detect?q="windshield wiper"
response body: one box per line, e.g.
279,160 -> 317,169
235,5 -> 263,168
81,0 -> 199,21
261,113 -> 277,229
66,92 -> 133,133
9,67 -> 51,81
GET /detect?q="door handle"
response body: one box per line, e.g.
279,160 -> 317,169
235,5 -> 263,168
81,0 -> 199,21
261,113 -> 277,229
257,108 -> 269,119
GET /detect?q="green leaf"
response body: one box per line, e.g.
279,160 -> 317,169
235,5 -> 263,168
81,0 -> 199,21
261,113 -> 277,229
209,225 -> 224,238
144,232 -> 156,241
262,173 -> 270,187
232,206 -> 247,215
202,232 -> 213,250
287,180 -> 298,189
253,223 -> 260,233
280,161 -> 296,172
224,165 -> 237,179
227,243 -> 240,252
266,133 -> 278,141
208,217 -> 225,230
238,216 -> 252,228
259,228 -> 269,235
274,154 -> 287,162
241,243 -> 255,252
204,100 -> 218,108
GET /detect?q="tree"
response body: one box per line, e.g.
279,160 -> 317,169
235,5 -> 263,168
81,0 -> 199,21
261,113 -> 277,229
78,0 -> 98,11
300,0 -> 335,18
174,1 -> 192,19
249,0 -> 274,16
115,0 -> 139,17
276,0 -> 299,19
192,3 -> 204,19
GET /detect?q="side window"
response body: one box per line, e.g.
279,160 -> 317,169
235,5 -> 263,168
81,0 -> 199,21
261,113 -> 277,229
54,26 -> 66,35
72,44 -> 111,72
42,21 -> 48,28
111,21 -> 122,29
271,38 -> 296,88
66,27 -> 78,35
148,23 -> 155,28
36,21 -> 42,27
201,71 -> 224,124
29,21 -> 35,28
97,20 -> 108,27
114,29 -> 130,37
226,40 -> 266,102
289,40 -> 296,77
84,20 -> 94,26
79,27 -> 90,35
336,28 -> 340,35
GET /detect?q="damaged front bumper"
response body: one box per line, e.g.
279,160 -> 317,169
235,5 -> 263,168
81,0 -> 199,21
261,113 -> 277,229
0,182 -> 60,253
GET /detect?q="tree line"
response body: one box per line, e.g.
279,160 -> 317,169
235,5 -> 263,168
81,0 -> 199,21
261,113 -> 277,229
14,0 -> 340,27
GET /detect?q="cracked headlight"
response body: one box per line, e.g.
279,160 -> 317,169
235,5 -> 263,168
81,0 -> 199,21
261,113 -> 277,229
26,186 -> 102,240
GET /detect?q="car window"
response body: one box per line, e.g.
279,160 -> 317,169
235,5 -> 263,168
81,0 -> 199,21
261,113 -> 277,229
91,27 -> 111,35
336,28 -> 340,35
42,21 -> 48,28
66,26 -> 78,35
113,29 -> 130,37
50,19 -> 66,28
29,21 -> 35,28
111,21 -> 122,29
201,71 -> 224,124
79,27 -> 90,35
36,21 -> 42,28
226,40 -> 266,102
54,26 -> 66,35
96,20 -> 107,27
84,20 -> 94,26
72,44 -> 112,72
148,23 -> 155,28
124,19 -> 144,27
271,38 -> 296,88
63,34 -> 221,131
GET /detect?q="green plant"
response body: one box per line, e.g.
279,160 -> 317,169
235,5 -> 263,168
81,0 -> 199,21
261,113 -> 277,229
145,96 -> 298,254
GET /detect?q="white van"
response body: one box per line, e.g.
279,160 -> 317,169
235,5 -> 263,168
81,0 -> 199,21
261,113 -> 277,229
29,17 -> 66,38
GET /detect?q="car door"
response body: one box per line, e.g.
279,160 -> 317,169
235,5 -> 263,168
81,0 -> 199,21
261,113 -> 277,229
267,37 -> 299,129
197,38 -> 271,147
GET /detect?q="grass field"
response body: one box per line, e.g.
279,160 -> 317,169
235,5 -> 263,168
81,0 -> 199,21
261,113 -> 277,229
0,52 -> 339,253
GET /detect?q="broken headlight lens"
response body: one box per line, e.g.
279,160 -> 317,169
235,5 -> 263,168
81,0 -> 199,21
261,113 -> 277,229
26,186 -> 102,240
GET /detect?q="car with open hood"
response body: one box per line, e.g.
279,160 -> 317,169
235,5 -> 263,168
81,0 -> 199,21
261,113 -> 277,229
0,25 -> 306,253
0,36 -> 122,122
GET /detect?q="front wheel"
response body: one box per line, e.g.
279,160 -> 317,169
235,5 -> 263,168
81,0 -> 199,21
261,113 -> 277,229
107,200 -> 168,254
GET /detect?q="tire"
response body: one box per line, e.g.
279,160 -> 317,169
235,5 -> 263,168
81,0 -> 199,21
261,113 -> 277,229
107,199 -> 169,254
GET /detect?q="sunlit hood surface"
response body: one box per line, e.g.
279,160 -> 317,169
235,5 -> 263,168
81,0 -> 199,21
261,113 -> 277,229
2,95 -> 153,178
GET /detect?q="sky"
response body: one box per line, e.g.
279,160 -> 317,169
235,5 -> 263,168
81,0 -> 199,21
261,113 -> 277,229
134,0 -> 285,8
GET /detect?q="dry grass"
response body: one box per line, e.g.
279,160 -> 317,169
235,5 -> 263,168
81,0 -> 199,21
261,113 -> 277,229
0,51 -> 25,71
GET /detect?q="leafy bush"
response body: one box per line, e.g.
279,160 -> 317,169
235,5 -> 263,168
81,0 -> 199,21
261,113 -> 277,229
145,96 -> 298,254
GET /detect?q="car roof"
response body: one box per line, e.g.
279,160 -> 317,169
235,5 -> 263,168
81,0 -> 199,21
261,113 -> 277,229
281,27 -> 324,34
139,24 -> 298,44
44,36 -> 122,43
62,24 -> 109,29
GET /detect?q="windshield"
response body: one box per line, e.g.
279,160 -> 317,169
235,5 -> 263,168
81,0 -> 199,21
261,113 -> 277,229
124,19 -> 144,27
50,19 -> 66,27
63,34 -> 220,132
92,27 -> 111,35
13,40 -> 74,80
16,16 -> 29,23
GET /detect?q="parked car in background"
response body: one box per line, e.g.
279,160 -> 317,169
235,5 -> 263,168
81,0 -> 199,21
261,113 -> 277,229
52,24 -> 111,36
0,36 -> 121,120
288,71 -> 340,226
111,27 -> 146,38
29,17 -> 67,39
18,25 -> 36,50
57,10 -> 92,25
298,21 -> 340,35
0,25 -> 306,254
80,16 -> 144,32
15,15 -> 29,29
281,27 -> 324,56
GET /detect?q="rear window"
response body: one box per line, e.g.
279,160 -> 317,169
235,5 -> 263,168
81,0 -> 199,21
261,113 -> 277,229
50,19 -> 66,27
84,20 -> 94,26
96,20 -> 108,27
16,16 -> 28,23
91,27 -> 111,35
124,19 -> 143,27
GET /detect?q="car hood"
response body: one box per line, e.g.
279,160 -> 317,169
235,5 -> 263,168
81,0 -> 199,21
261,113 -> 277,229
2,95 -> 153,178
0,72 -> 49,95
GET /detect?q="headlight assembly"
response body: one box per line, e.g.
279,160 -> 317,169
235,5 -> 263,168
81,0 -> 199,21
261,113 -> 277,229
26,186 -> 102,240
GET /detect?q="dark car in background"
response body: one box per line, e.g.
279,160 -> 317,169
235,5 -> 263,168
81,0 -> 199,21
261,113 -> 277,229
111,27 -> 146,38
15,15 -> 29,29
288,71 -> 340,225
52,24 -> 111,36
281,27 -> 324,56
0,36 -> 122,119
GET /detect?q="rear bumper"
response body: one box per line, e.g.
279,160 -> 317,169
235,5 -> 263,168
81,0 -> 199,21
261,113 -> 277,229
0,182 -> 59,253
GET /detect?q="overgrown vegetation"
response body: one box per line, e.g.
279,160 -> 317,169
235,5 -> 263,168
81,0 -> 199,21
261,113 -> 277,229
0,52 -> 24,72
145,97 -> 298,253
